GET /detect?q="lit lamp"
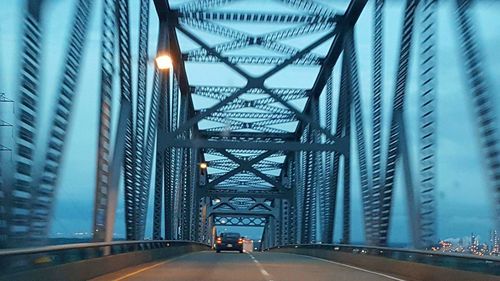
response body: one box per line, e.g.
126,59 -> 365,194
155,54 -> 172,70
199,162 -> 208,176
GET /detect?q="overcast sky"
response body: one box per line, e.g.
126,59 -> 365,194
1,0 -> 499,245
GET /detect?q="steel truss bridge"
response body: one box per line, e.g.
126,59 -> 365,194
0,0 -> 499,280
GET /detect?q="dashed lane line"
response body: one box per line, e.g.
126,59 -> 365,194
248,253 -> 275,281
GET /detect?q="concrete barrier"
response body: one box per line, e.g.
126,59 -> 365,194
1,243 -> 209,281
270,246 -> 500,281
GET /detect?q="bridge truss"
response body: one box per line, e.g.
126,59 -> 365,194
0,0 -> 498,250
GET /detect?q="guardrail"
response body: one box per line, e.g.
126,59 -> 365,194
268,244 -> 500,280
0,240 -> 209,280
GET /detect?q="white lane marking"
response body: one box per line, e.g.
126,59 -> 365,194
111,252 -> 197,281
260,269 -> 270,276
301,255 -> 406,281
248,253 -> 275,281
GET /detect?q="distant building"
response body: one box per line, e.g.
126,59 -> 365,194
490,230 -> 499,256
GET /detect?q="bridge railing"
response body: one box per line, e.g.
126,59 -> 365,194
269,244 -> 500,277
0,240 -> 207,276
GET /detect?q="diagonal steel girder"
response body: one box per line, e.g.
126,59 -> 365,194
217,149 -> 283,189
152,0 -> 369,245
204,151 -> 275,189
293,0 -> 368,140
165,22 -> 338,138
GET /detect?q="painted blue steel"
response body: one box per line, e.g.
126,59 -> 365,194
6,0 -> 492,258
134,0 -> 151,240
455,0 -> 500,230
115,0 -> 136,241
92,0 -> 116,242
370,0 -> 384,246
418,0 -> 438,248
38,0 -> 95,240
12,0 -> 44,244
377,0 -> 419,246
344,30 -> 372,244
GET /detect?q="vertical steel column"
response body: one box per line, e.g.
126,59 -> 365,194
15,0 -> 44,244
153,147 -> 164,240
342,84 -> 352,245
140,68 -> 161,238
335,48 -> 353,245
178,88 -> 191,240
326,65 -> 349,243
134,0 -> 151,240
456,0 -> 500,230
163,146 -> 173,239
398,113 -> 421,248
275,199 -> 283,246
289,156 -> 298,244
0,95 -> 14,247
153,67 -> 168,239
418,0 -> 438,248
378,0 -> 419,246
162,77 -> 173,239
321,76 -> 334,243
167,77 -> 181,239
181,146 -> 191,239
311,97 -> 322,242
345,30 -> 372,243
152,18 -> 170,239
93,0 -> 116,242
189,148 -> 199,241
326,152 -> 340,244
280,198 -> 289,245
295,150 -> 303,243
301,125 -> 314,243
115,0 -> 135,241
370,0 -> 385,246
198,196 -> 208,243
36,0 -> 94,239
94,0 -> 134,243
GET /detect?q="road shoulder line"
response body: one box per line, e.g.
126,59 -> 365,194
282,253 -> 406,281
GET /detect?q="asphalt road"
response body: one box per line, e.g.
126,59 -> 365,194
91,251 -> 406,281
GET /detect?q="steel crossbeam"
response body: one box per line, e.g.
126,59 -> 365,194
6,0 -> 496,252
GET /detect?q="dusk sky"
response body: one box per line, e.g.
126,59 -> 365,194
1,0 -> 499,244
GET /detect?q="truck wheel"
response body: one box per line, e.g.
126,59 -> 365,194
216,250 -> 221,253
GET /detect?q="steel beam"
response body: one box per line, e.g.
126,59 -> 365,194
164,138 -> 342,152
93,0 -> 116,242
455,0 -> 500,232
293,0 -> 368,140
377,0 -> 419,246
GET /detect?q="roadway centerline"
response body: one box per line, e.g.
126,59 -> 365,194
248,253 -> 275,281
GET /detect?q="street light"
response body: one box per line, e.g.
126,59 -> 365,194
155,54 -> 172,70
199,162 -> 208,169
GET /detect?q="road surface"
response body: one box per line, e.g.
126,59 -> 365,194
91,251 -> 406,281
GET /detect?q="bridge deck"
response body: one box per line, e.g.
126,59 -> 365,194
91,251 -> 404,281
